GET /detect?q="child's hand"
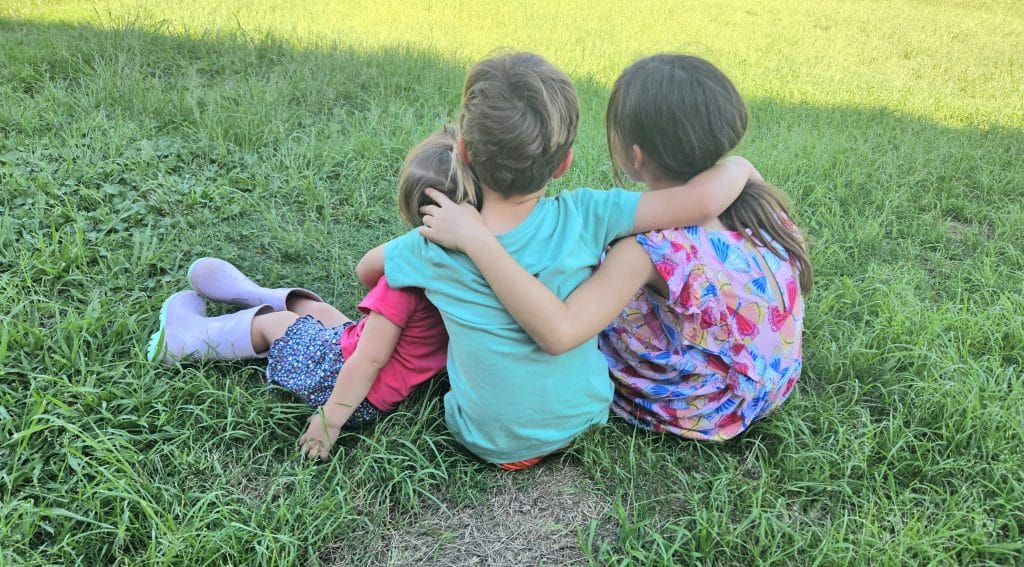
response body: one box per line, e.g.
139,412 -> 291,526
418,188 -> 489,253
720,155 -> 765,184
299,412 -> 342,462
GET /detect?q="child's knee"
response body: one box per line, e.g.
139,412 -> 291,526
300,302 -> 349,327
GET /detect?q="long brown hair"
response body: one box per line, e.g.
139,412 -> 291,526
607,54 -> 812,293
721,181 -> 812,293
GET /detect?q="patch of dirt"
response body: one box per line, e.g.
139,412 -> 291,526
946,219 -> 994,242
321,463 -> 616,566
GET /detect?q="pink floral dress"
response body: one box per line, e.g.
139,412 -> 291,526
600,226 -> 805,441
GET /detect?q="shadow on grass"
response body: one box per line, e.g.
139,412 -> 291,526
2,17 -> 1022,566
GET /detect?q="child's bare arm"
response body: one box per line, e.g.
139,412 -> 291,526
355,245 -> 386,288
418,190 -> 655,354
465,237 -> 653,354
298,312 -> 400,461
632,156 -> 763,233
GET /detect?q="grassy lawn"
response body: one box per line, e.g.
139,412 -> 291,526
2,1 -> 1022,564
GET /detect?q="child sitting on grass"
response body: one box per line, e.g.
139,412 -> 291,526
148,125 -> 475,460
420,54 -> 810,441
358,52 -> 762,469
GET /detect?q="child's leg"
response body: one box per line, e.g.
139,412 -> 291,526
264,309 -> 387,427
250,311 -> 301,354
264,315 -> 355,408
286,297 -> 352,328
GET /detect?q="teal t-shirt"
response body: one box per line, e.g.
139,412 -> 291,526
384,187 -> 642,463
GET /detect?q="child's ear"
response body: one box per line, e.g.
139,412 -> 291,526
552,148 -> 574,179
631,144 -> 644,172
458,137 -> 471,165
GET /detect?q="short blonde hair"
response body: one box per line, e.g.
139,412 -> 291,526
460,52 -> 578,197
398,125 -> 480,227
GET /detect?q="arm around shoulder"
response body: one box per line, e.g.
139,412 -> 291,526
461,235 -> 654,355
538,238 -> 655,354
632,156 -> 763,233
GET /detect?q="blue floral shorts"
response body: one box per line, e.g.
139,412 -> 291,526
266,315 -> 383,428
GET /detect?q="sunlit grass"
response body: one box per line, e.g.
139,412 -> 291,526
2,1 -> 1022,564
13,0 -> 1024,128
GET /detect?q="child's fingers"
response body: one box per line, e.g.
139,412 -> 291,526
419,204 -> 440,222
301,439 -> 324,460
306,438 -> 332,462
424,187 -> 453,205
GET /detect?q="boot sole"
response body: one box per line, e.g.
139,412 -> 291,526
147,290 -> 188,363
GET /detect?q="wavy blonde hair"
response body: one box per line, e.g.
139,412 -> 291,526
398,124 -> 481,227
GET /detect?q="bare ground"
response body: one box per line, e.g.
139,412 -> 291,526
320,463 -> 616,566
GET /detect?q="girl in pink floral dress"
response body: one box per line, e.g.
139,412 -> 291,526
600,224 -> 806,440
418,54 -> 811,441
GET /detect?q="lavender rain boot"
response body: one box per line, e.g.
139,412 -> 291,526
146,290 -> 273,365
187,257 -> 323,311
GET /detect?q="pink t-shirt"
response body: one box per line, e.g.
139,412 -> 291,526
338,277 -> 448,412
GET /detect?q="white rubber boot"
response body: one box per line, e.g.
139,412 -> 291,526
147,291 -> 273,364
187,257 -> 323,311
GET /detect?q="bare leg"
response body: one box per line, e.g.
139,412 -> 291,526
286,296 -> 352,327
250,311 -> 301,354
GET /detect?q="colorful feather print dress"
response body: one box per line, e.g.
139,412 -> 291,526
600,226 -> 805,441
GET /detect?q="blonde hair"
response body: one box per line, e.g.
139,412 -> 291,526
459,51 -> 578,197
398,125 -> 480,227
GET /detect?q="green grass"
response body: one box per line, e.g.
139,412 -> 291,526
2,1 -> 1023,564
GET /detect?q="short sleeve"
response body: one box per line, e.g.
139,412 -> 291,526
564,188 -> 641,251
636,228 -> 701,305
383,230 -> 430,289
358,276 -> 419,328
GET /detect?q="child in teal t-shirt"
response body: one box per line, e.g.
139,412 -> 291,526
359,52 -> 759,468
385,188 -> 640,462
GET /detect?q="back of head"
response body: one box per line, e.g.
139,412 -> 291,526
398,124 -> 481,227
608,54 -> 812,293
607,53 -> 747,183
460,52 -> 579,197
